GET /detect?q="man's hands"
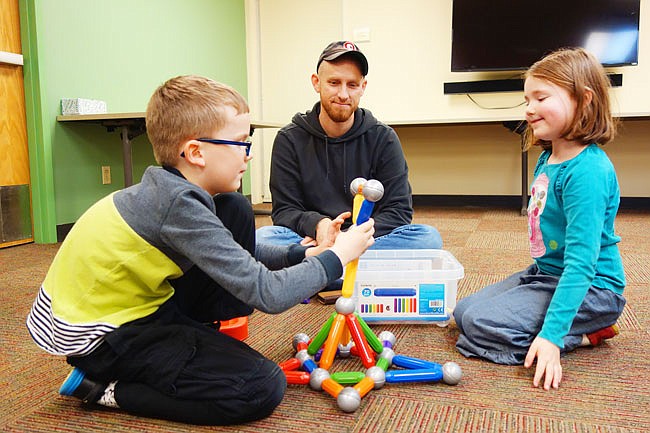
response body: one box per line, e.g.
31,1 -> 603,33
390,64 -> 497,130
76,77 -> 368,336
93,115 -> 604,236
315,217 -> 336,246
302,216 -> 340,247
524,336 -> 562,390
305,212 -> 351,257
304,213 -> 375,266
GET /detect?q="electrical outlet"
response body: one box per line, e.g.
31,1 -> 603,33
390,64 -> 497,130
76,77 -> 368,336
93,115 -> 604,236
353,27 -> 371,42
101,166 -> 111,184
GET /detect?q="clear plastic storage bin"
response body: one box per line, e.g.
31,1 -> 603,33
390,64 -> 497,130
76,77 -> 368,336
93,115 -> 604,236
354,249 -> 464,325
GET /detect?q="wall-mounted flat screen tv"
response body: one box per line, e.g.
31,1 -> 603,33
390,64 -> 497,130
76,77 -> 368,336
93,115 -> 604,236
451,0 -> 640,72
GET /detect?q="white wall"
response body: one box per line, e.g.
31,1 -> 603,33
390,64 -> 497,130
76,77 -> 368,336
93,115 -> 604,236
245,0 -> 344,202
246,0 -> 650,202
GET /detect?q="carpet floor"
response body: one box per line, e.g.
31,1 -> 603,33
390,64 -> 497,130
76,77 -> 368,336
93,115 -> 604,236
1,206 -> 648,432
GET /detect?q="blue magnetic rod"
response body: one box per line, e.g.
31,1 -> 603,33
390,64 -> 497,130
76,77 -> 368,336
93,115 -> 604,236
392,354 -> 440,370
356,200 -> 375,225
301,358 -> 318,373
385,368 -> 443,383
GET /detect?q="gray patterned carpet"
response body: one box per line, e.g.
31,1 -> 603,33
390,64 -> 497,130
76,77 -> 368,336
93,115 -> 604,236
1,206 -> 648,432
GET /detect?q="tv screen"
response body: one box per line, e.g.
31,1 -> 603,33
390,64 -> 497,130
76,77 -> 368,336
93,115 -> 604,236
451,0 -> 640,72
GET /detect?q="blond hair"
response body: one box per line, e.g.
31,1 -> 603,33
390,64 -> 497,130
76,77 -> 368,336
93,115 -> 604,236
523,47 -> 617,151
145,75 -> 249,165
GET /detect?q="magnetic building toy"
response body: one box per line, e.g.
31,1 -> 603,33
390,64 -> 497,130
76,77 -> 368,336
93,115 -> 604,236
278,178 -> 463,412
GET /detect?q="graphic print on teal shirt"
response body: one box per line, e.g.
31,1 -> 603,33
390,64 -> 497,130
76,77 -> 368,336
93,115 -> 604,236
528,173 -> 549,258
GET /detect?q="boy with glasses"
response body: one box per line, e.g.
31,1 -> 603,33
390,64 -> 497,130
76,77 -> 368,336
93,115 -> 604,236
26,75 -> 375,425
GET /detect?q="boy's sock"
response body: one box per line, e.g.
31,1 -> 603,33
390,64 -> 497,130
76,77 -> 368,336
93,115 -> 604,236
586,324 -> 620,346
59,368 -> 109,405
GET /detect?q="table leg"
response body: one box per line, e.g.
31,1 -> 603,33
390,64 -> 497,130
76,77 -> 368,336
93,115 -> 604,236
121,126 -> 133,187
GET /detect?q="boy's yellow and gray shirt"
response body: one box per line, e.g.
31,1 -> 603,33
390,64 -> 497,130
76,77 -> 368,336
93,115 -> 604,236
27,166 -> 342,356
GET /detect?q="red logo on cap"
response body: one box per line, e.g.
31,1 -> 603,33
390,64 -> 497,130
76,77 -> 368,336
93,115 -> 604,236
343,41 -> 356,51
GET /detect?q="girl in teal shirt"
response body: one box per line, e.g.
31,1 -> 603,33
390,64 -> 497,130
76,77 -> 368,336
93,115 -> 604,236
454,48 -> 626,391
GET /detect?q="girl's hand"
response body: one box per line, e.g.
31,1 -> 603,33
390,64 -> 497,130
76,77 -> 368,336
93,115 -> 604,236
524,336 -> 562,390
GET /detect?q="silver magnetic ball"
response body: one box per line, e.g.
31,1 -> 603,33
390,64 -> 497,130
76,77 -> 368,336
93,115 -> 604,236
335,296 -> 356,315
350,177 -> 368,196
309,368 -> 330,391
378,331 -> 396,347
362,179 -> 384,202
337,387 -> 361,412
338,342 -> 353,358
292,333 -> 310,350
442,362 -> 462,385
365,366 -> 386,389
378,347 -> 395,365
295,349 -> 312,365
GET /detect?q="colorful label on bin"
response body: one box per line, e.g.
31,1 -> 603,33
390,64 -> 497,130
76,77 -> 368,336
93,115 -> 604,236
418,283 -> 445,315
355,281 -> 447,321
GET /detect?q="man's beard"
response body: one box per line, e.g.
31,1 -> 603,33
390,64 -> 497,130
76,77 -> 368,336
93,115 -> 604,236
322,100 -> 355,123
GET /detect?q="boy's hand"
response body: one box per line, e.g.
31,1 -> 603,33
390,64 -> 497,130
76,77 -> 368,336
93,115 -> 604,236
524,336 -> 562,390
329,218 -> 375,266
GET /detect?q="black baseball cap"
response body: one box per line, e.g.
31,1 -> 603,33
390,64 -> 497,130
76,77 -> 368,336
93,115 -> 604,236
316,41 -> 368,76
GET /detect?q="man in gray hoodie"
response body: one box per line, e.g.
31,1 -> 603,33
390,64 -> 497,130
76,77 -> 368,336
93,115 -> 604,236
257,41 -> 442,250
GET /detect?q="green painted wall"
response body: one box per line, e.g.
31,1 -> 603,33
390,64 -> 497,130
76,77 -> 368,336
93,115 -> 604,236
22,0 -> 248,242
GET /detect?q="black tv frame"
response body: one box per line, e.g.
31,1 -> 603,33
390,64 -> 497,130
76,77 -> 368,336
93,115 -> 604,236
450,0 -> 640,73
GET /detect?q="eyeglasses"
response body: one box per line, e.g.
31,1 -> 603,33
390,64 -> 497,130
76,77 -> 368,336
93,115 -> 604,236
181,138 -> 252,157
197,138 -> 252,156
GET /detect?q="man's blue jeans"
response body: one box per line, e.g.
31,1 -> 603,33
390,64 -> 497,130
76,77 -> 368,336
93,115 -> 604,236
256,224 -> 443,250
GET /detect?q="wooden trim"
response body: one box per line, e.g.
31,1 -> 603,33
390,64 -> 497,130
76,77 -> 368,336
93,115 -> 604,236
0,238 -> 33,248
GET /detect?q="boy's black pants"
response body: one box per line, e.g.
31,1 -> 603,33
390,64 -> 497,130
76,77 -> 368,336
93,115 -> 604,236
67,193 -> 286,425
